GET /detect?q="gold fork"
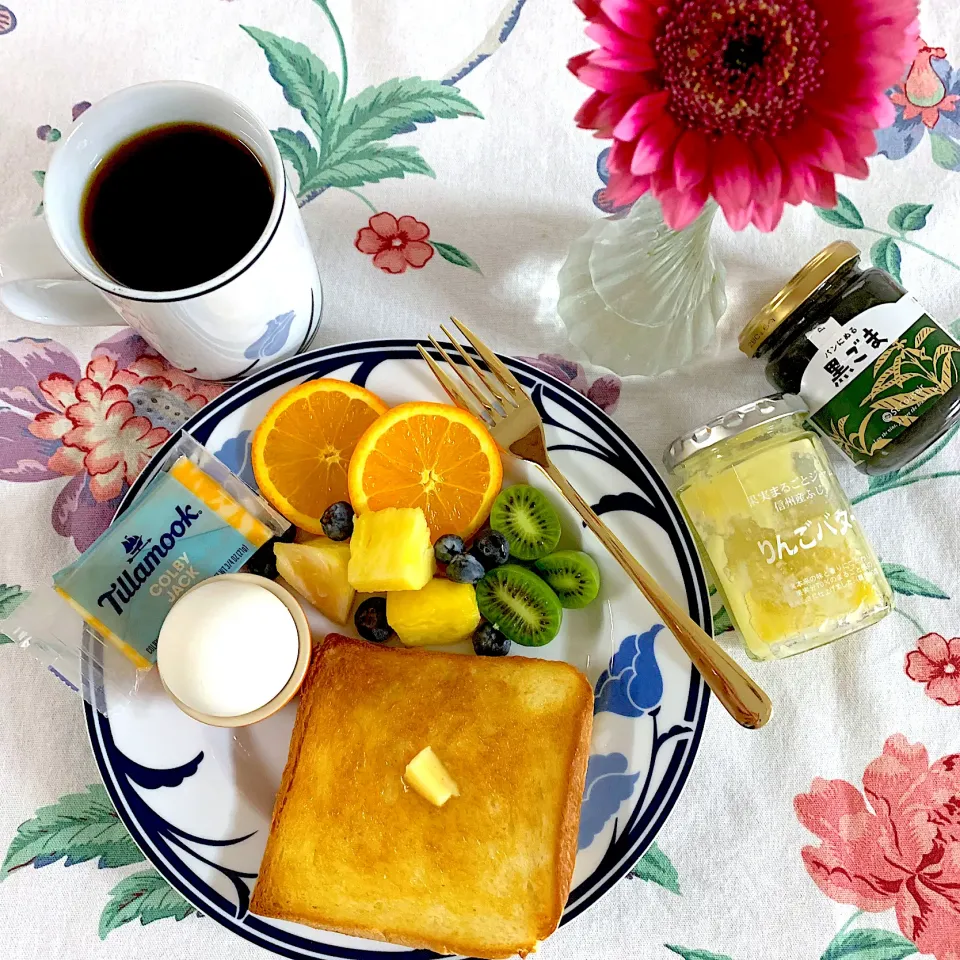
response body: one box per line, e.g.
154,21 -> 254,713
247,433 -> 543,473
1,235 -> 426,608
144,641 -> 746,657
419,318 -> 771,730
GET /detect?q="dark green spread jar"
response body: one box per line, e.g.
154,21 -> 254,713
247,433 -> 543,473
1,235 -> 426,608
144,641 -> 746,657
739,241 -> 960,475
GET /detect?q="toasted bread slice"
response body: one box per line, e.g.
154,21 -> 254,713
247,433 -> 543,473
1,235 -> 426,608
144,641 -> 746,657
250,634 -> 593,958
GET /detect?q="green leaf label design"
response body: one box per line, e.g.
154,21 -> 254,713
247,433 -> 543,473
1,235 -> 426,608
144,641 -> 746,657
816,194 -> 864,229
2,784 -> 144,878
819,928 -> 917,960
241,26 -> 341,158
99,868 -> 195,939
871,237 -> 902,285
802,299 -> 960,465
432,240 -> 482,274
665,947 -> 735,960
881,562 -> 949,599
631,841 -> 681,894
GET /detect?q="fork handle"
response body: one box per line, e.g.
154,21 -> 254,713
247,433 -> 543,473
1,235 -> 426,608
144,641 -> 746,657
540,461 -> 772,730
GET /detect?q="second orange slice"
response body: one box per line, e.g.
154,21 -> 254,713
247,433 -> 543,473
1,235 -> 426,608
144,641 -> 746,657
252,379 -> 388,533
348,401 -> 503,540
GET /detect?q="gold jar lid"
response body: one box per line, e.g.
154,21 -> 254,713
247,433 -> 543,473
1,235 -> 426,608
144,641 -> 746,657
738,241 -> 861,358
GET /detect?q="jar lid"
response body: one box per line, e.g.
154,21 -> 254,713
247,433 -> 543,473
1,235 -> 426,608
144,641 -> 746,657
663,394 -> 808,472
738,241 -> 861,357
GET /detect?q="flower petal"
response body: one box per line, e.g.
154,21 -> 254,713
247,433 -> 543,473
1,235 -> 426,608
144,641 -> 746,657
795,777 -> 905,911
51,474 -> 124,552
673,130 -> 708,192
0,410 -> 59,481
711,134 -> 754,211
401,240 -> 434,269
368,212 -> 400,239
905,649 -> 942,683
0,337 -> 81,418
355,226 -> 387,255
918,632 -> 950,663
396,216 -> 430,242
630,115 -> 679,176
924,674 -> 960,706
599,0 -> 659,39
372,248 -> 409,274
657,186 -> 708,231
613,90 -> 669,142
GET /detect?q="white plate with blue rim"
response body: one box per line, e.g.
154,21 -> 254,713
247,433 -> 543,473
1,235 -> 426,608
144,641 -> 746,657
84,339 -> 711,959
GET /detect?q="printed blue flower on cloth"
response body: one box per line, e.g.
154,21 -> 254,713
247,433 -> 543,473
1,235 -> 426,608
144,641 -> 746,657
594,625 -> 664,718
578,753 -> 640,849
244,311 -> 295,360
0,6 -> 16,35
875,41 -> 960,171
592,148 -> 632,217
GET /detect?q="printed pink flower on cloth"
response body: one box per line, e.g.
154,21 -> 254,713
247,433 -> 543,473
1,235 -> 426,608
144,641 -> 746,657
795,735 -> 960,960
905,633 -> 960,706
569,0 -> 920,231
0,332 -> 223,551
355,213 -> 434,274
519,353 -> 622,413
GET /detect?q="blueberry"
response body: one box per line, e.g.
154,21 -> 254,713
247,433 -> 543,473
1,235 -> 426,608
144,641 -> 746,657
434,534 -> 465,565
354,597 -> 393,643
244,524 -> 297,580
471,530 -> 510,571
472,621 -> 511,657
321,501 -> 354,541
446,553 -> 485,585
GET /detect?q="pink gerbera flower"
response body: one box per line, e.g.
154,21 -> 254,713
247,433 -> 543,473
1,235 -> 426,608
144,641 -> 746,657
569,0 -> 920,231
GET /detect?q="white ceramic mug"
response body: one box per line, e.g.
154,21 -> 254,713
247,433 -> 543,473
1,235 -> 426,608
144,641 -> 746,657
0,81 -> 322,381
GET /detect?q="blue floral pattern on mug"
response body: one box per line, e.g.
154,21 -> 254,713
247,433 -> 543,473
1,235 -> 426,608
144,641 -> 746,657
594,625 -> 664,717
578,753 -> 640,849
244,310 -> 295,360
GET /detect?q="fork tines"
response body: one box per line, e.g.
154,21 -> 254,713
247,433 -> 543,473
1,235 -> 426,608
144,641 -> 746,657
417,317 -> 522,426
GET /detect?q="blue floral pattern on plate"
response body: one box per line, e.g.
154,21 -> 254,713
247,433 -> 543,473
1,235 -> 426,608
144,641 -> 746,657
578,753 -> 641,849
594,625 -> 664,718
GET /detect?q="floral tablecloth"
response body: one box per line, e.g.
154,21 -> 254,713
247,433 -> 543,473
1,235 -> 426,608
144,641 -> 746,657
2,2 -> 960,959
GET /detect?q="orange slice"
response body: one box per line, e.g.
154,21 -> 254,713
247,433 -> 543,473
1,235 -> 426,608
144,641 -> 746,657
347,401 -> 503,540
252,378 -> 388,533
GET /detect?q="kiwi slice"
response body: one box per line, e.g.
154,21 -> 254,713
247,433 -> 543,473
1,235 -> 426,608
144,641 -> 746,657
534,551 -> 601,609
475,564 -> 563,647
489,484 -> 561,561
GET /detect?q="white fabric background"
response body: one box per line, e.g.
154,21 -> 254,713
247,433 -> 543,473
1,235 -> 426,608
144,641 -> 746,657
1,1 -> 958,958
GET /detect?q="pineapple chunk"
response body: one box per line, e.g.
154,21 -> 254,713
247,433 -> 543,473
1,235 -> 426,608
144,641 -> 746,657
348,507 -> 435,592
275,539 -> 354,624
405,746 -> 459,807
387,579 -> 480,647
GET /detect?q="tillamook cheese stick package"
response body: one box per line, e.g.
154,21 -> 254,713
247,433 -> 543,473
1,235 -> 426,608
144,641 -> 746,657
5,433 -> 290,712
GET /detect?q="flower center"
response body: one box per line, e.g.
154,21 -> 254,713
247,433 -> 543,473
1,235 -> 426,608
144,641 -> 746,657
391,238 -> 404,247
945,663 -> 957,675
655,0 -> 826,139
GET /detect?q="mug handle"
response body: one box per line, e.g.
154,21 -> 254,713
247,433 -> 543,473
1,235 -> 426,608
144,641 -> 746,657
0,219 -> 126,326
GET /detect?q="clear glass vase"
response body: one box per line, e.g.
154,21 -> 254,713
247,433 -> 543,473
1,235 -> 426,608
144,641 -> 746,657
557,196 -> 727,376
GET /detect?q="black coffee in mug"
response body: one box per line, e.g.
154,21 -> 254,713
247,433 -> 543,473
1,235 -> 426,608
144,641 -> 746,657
81,122 -> 274,292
